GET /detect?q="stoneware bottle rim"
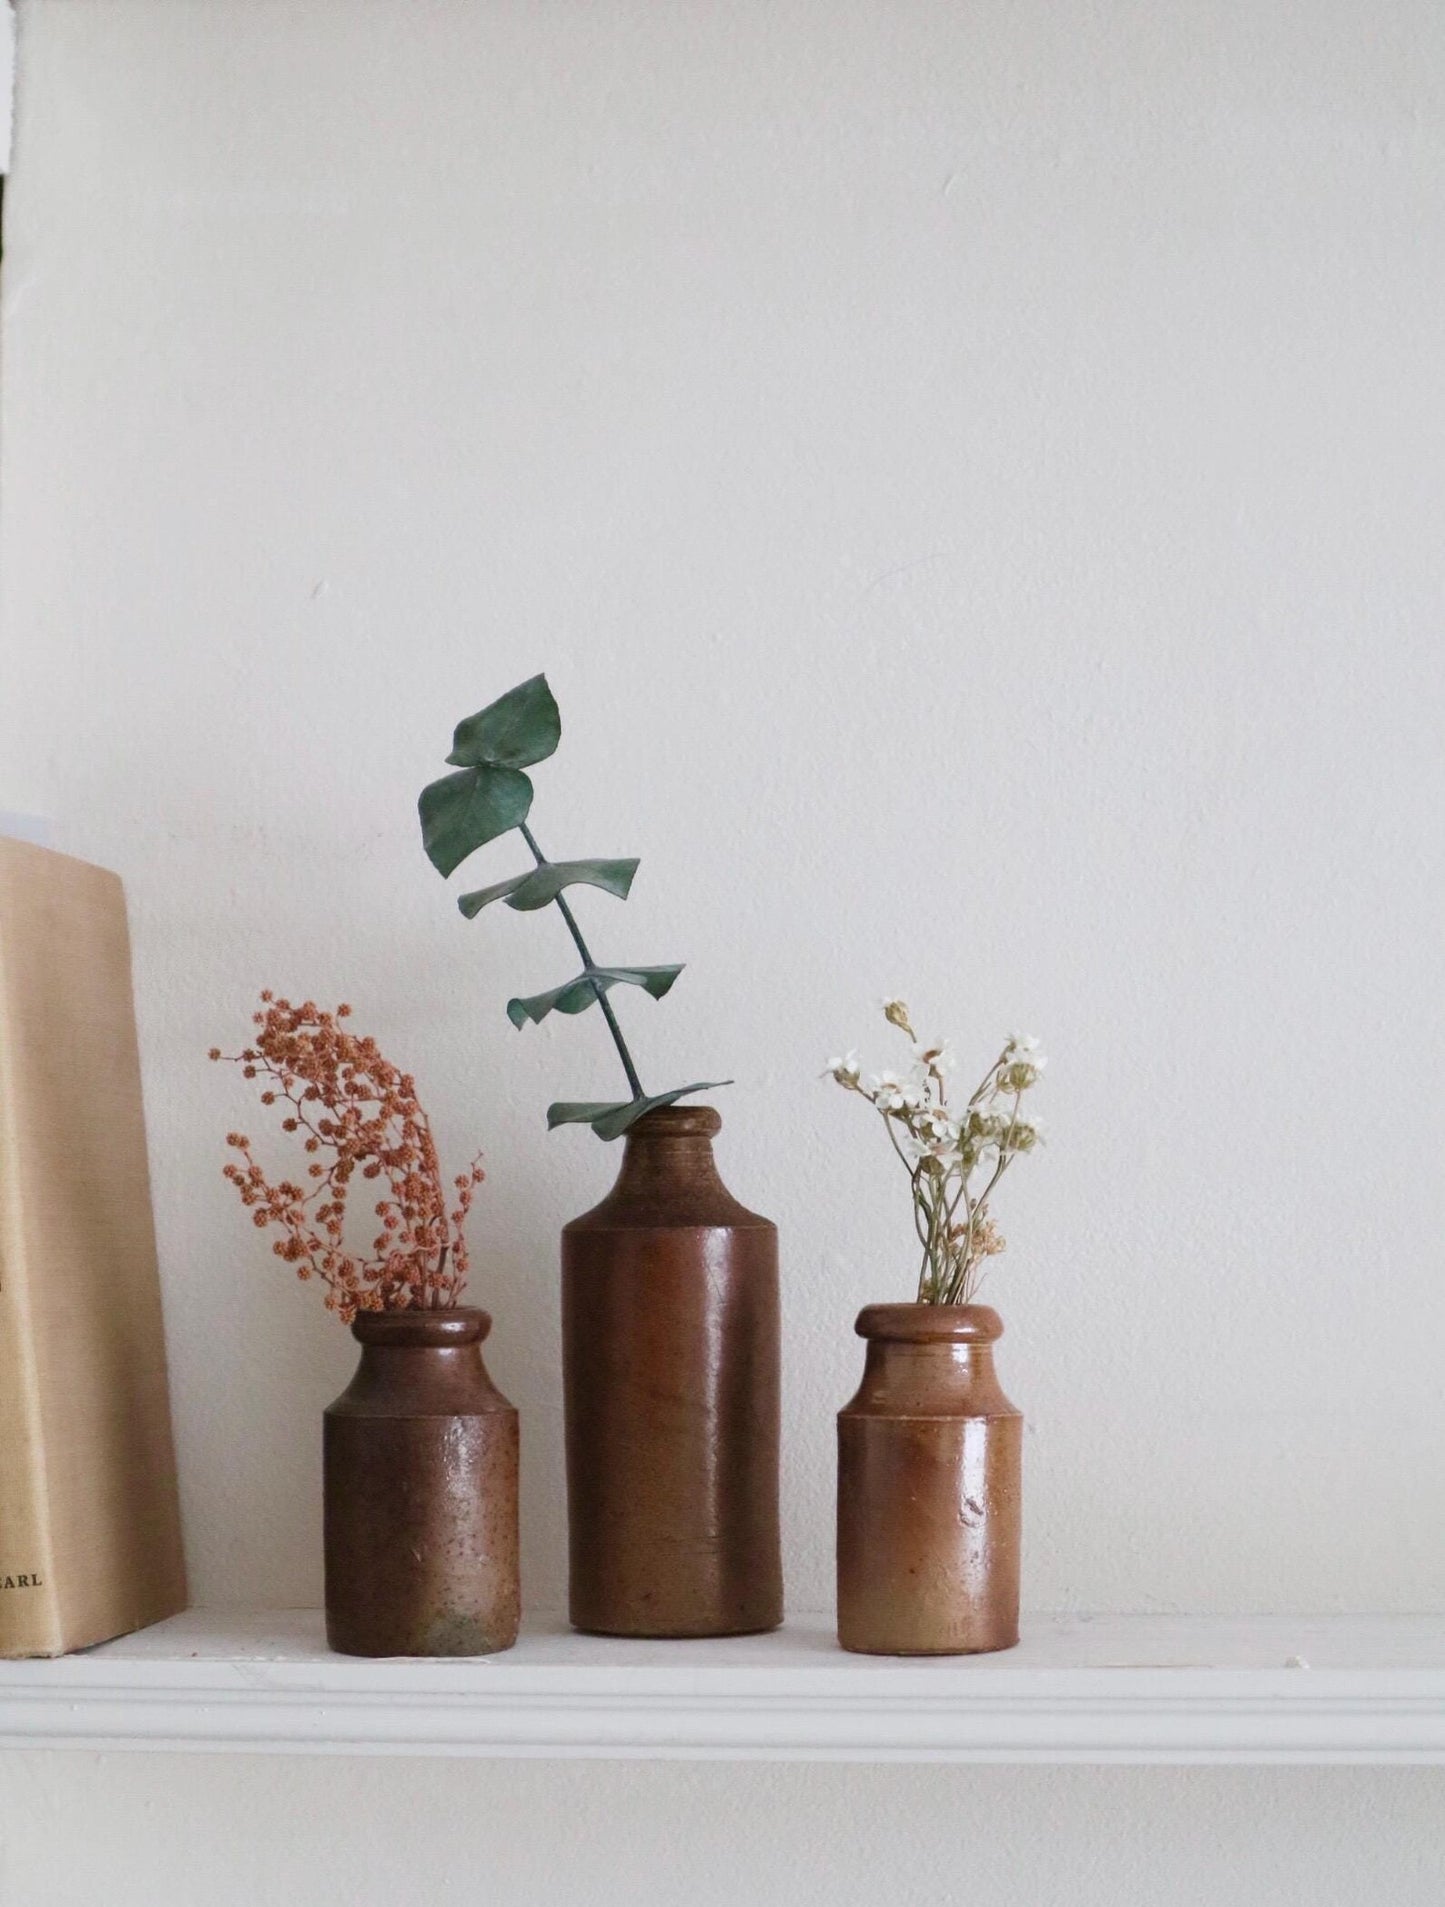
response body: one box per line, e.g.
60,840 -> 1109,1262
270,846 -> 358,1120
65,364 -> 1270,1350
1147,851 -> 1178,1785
854,1302 -> 1003,1345
349,1305 -> 491,1348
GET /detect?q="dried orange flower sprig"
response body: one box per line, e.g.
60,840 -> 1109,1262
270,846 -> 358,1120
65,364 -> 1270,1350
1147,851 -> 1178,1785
211,994 -> 484,1322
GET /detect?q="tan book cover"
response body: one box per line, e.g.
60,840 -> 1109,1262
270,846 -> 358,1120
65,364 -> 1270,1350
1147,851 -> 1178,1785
0,837 -> 187,1655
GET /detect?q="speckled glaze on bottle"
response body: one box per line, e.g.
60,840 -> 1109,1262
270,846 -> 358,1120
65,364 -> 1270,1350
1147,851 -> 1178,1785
837,1303 -> 1021,1656
562,1106 -> 782,1638
324,1307 -> 519,1657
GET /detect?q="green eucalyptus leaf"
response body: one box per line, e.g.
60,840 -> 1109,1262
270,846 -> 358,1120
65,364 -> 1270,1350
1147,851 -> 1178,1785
447,674 -> 561,771
458,857 -> 639,921
508,964 -> 683,1029
589,1082 -> 733,1141
419,766 -> 534,877
546,1099 -> 629,1130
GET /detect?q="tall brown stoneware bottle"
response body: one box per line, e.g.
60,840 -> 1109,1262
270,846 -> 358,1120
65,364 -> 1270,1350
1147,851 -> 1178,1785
324,1307 -> 520,1657
562,1106 -> 782,1637
837,1303 -> 1021,1655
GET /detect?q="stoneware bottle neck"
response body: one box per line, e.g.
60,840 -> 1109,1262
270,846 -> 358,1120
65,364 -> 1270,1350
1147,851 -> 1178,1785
847,1303 -> 1016,1418
573,1105 -> 766,1230
337,1306 -> 504,1416
611,1106 -> 728,1198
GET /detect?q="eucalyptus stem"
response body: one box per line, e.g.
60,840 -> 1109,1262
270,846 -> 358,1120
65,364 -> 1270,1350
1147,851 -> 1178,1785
518,820 -> 645,1101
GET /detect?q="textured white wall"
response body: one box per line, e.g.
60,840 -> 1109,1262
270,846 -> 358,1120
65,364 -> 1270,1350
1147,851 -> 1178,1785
2,1 -> 1443,1899
1,6 -> 13,171
2,1755 -> 1445,1907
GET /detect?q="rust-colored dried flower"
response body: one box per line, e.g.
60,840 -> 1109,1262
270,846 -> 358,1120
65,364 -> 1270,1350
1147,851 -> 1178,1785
212,996 -> 484,1323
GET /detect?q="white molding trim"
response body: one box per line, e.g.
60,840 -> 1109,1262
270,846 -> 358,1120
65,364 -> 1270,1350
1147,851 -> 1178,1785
2,1612 -> 1444,1762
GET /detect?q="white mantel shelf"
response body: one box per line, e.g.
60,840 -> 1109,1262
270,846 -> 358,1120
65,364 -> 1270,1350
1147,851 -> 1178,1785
2,1612 -> 1444,1764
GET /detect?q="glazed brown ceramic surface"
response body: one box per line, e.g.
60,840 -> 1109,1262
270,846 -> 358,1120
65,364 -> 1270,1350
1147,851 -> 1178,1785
324,1306 -> 519,1657
837,1302 -> 1021,1656
562,1105 -> 782,1637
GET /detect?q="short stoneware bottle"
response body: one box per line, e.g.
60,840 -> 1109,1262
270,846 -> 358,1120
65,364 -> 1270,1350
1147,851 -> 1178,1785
562,1105 -> 782,1637
324,1307 -> 520,1657
837,1303 -> 1021,1655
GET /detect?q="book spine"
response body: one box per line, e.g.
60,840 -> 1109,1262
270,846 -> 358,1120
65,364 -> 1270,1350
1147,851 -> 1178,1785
0,925 -> 61,1656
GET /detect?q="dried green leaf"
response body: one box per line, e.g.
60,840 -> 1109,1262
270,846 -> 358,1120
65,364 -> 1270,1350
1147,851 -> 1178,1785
458,857 -> 639,920
508,964 -> 682,1029
418,765 -> 534,878
446,674 -> 561,771
547,1080 -> 732,1140
545,1099 -> 628,1130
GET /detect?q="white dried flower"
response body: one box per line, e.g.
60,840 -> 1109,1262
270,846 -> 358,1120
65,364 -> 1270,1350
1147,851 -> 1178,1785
999,1034 -> 1047,1093
968,1103 -> 1011,1141
999,1061 -> 1042,1093
1003,1112 -> 1043,1152
911,1109 -> 961,1162
871,1070 -> 921,1114
901,1120 -> 957,1163
911,1037 -> 956,1075
825,1009 -> 1045,1307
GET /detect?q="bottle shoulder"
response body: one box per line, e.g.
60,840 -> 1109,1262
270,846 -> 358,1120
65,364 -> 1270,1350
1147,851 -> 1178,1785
563,1190 -> 776,1233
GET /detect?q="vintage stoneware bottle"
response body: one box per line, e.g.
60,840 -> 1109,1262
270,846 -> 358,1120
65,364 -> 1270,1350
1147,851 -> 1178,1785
837,1302 -> 1021,1655
562,1105 -> 782,1637
324,1307 -> 519,1657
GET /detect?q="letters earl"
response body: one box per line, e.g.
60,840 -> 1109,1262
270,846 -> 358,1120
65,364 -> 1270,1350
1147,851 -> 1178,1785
0,1572 -> 42,1590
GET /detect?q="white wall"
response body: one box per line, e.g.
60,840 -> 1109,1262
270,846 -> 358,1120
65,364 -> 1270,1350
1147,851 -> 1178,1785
2,1755 -> 1445,1907
2,1 -> 1442,1899
1,6 -> 13,172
